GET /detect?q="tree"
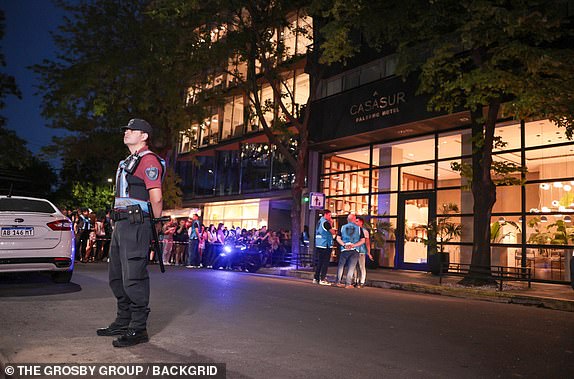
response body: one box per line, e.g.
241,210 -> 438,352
33,0 -> 195,201
0,126 -> 56,197
70,181 -> 114,212
317,0 -> 574,284
0,9 -> 21,127
153,0 -> 317,255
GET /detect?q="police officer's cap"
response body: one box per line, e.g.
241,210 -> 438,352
121,119 -> 153,136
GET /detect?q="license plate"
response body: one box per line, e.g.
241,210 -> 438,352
1,227 -> 35,237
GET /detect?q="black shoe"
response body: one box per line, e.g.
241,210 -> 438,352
112,329 -> 149,347
96,324 -> 129,336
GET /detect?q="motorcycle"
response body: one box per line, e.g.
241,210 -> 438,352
211,239 -> 265,273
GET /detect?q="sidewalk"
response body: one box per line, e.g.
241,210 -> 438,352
258,265 -> 574,312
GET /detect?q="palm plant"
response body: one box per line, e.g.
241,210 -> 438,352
490,220 -> 520,243
423,203 -> 462,254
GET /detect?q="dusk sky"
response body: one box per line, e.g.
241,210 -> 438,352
2,0 -> 70,159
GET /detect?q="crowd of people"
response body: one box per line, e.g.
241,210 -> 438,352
60,205 -> 373,287
159,218 -> 292,269
60,206 -> 292,269
61,207 -> 113,263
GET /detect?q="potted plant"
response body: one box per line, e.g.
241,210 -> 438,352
424,203 -> 462,275
527,217 -> 553,257
366,218 -> 394,269
490,219 -> 520,267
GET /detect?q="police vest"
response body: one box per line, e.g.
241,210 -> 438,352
315,216 -> 333,249
114,150 -> 166,211
339,222 -> 362,251
357,227 -> 368,254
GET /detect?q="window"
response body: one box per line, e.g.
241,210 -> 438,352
178,127 -> 197,153
216,150 -> 240,195
241,143 -> 271,192
0,198 -> 56,213
222,96 -> 244,140
199,112 -> 220,147
294,72 -> 309,116
193,156 -> 216,196
282,12 -> 313,60
252,85 -> 274,130
326,77 -> 342,97
280,70 -> 309,119
344,71 -> 360,91
359,62 -> 381,85
318,55 -> 399,99
227,56 -> 247,87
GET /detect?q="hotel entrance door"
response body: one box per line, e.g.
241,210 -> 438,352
396,192 -> 435,270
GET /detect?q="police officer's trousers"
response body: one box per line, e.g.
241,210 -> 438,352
108,218 -> 151,331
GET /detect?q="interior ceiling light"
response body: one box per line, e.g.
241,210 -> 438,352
497,216 -> 506,224
540,215 -> 548,223
540,183 -> 550,190
564,184 -> 572,192
553,182 -> 563,188
565,215 -> 572,223
551,200 -> 560,207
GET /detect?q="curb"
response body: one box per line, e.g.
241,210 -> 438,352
259,267 -> 574,312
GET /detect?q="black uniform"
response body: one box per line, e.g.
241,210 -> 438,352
97,118 -> 165,347
109,149 -> 164,331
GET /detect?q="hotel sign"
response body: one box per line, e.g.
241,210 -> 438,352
349,91 -> 407,123
309,75 -> 433,143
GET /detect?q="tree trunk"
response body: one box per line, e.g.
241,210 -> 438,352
460,103 -> 499,286
290,126 -> 309,263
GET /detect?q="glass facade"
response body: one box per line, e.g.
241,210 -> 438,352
177,141 -> 297,198
178,71 -> 309,153
320,119 -> 574,283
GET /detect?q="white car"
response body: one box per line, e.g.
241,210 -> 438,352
0,195 -> 75,283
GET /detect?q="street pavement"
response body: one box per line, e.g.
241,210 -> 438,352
260,264 -> 574,312
1,263 -> 574,379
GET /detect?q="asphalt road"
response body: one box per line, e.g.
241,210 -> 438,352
1,263 -> 573,379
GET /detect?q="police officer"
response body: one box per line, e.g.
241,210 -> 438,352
313,210 -> 336,285
96,118 -> 165,347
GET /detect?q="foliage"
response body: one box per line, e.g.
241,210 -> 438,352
528,217 -> 574,246
316,0 -> 574,280
0,126 -> 56,197
33,0 -> 194,198
162,167 -> 183,210
70,182 -> 114,212
423,203 -> 462,255
0,10 -> 22,127
366,218 -> 394,249
152,0 -> 318,252
490,219 -> 520,244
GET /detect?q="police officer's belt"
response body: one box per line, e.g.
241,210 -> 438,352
111,208 -> 150,222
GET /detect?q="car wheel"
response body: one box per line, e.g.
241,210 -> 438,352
51,271 -> 73,283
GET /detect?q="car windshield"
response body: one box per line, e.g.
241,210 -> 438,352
0,198 -> 56,213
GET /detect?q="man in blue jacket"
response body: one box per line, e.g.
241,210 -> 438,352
314,210 -> 336,285
334,213 -> 365,288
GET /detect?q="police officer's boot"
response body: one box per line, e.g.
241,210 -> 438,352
112,328 -> 149,347
96,322 -> 129,336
